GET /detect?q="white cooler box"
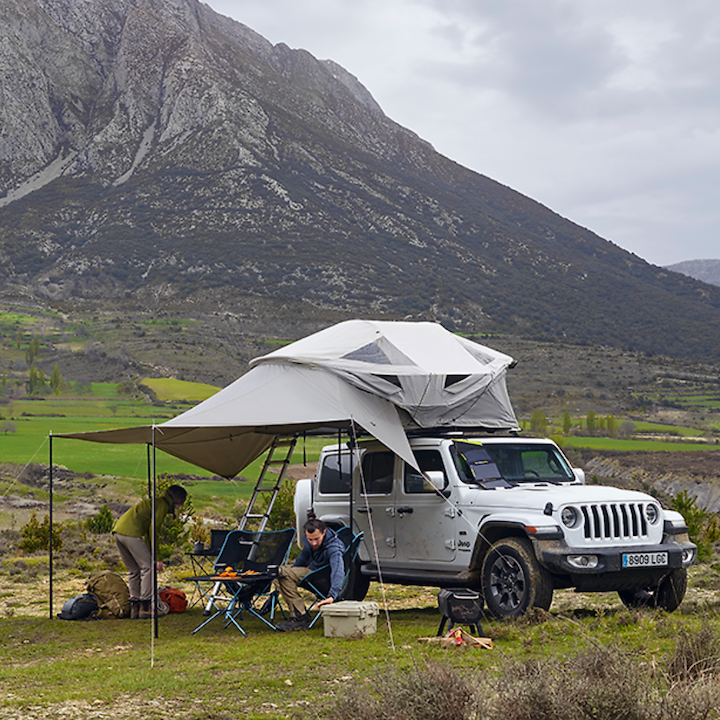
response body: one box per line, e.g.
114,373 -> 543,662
320,601 -> 380,638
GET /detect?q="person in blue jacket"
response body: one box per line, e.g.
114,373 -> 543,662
275,516 -> 345,631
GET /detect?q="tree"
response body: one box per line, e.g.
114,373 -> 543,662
562,411 -> 572,435
586,410 -> 596,436
530,409 -> 547,435
24,336 -> 41,366
50,363 -> 63,394
606,414 -> 618,437
28,363 -> 46,394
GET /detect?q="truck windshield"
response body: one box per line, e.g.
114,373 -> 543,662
452,442 -> 575,486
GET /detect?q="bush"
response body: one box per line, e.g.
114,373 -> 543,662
670,490 -> 720,562
86,505 -> 114,534
18,513 -> 63,553
156,473 -> 194,559
321,639 -> 720,720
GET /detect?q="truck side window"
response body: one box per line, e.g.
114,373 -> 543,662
361,452 -> 394,495
318,452 -> 352,494
404,450 -> 446,493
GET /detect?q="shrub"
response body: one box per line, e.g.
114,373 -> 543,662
18,513 -> 63,553
86,505 -> 114,534
670,490 -> 720,562
157,473 -> 194,559
666,624 -> 720,682
319,661 -> 481,720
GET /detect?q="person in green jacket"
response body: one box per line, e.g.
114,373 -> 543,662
113,485 -> 187,619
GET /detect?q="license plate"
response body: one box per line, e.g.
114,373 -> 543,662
622,552 -> 668,568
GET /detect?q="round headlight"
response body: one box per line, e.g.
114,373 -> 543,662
645,503 -> 659,524
561,506 -> 578,528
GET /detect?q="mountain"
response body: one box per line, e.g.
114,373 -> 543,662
2,0 -> 720,364
666,260 -> 720,287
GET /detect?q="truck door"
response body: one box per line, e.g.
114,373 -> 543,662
396,449 -> 457,563
353,450 -> 397,559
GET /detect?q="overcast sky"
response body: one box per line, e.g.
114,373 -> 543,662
206,0 -> 719,267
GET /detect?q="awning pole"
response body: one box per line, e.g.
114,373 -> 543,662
151,425 -> 159,642
146,442 -> 152,497
49,431 -> 54,619
348,425 -> 356,533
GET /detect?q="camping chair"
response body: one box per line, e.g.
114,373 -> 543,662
187,529 -> 230,607
192,527 -> 295,635
298,529 -> 364,629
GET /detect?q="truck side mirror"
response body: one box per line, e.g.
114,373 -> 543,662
424,470 -> 448,495
573,468 -> 586,484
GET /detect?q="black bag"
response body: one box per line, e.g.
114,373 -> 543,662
57,592 -> 99,620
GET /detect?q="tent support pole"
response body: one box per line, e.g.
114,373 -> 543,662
146,443 -> 151,498
348,425 -> 356,534
151,427 -> 159,639
49,432 -> 54,619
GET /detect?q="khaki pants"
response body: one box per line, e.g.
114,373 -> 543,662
114,533 -> 152,601
275,565 -> 311,616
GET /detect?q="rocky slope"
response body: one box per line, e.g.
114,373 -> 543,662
2,0 -> 720,363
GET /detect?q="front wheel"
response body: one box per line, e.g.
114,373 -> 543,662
617,568 -> 687,612
481,537 -> 553,619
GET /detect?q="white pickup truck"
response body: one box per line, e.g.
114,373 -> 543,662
294,434 -> 696,618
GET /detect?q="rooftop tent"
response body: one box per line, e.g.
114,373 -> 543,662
251,320 -> 520,431
57,320 -> 519,477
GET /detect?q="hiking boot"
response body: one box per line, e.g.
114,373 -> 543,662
275,612 -> 311,632
138,600 -> 169,619
138,600 -> 152,619
129,600 -> 140,620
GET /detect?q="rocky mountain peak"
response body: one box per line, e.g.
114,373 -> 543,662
2,0 -> 720,364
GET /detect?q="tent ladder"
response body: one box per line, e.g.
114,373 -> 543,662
239,436 -> 297,555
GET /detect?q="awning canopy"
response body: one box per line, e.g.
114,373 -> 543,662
58,320 -> 519,477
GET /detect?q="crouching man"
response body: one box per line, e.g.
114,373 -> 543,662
274,517 -> 345,631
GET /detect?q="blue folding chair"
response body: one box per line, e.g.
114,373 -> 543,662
298,529 -> 364,629
192,527 -> 295,635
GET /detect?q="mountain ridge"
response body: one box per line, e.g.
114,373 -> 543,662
666,259 -> 720,287
2,0 -> 720,364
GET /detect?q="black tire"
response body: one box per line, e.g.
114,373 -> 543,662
481,537 -> 553,619
344,560 -> 371,601
618,568 -> 687,612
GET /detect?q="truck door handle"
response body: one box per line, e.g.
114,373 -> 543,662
357,507 -> 372,514
397,506 -> 414,515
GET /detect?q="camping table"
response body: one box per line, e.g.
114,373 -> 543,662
187,572 -> 275,636
185,549 -> 217,608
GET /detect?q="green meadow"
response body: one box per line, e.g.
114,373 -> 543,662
1,378 -> 329,522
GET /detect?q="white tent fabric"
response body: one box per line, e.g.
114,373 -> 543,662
252,320 -> 519,430
57,320 -> 518,477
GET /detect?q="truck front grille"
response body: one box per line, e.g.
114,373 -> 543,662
580,502 -> 648,541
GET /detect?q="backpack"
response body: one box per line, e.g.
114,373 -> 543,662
57,593 -> 99,621
86,570 -> 130,619
159,587 -> 188,613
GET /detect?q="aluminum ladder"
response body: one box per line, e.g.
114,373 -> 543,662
202,436 -> 297,615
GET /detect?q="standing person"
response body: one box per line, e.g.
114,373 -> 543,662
275,517 -> 345,631
113,484 -> 187,619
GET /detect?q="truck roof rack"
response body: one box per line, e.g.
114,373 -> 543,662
403,426 -> 521,439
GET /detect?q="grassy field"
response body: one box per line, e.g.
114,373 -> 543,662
140,377 -> 219,403
2,565 -> 720,719
3,376 -> 720,717
561,436 -> 716,452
